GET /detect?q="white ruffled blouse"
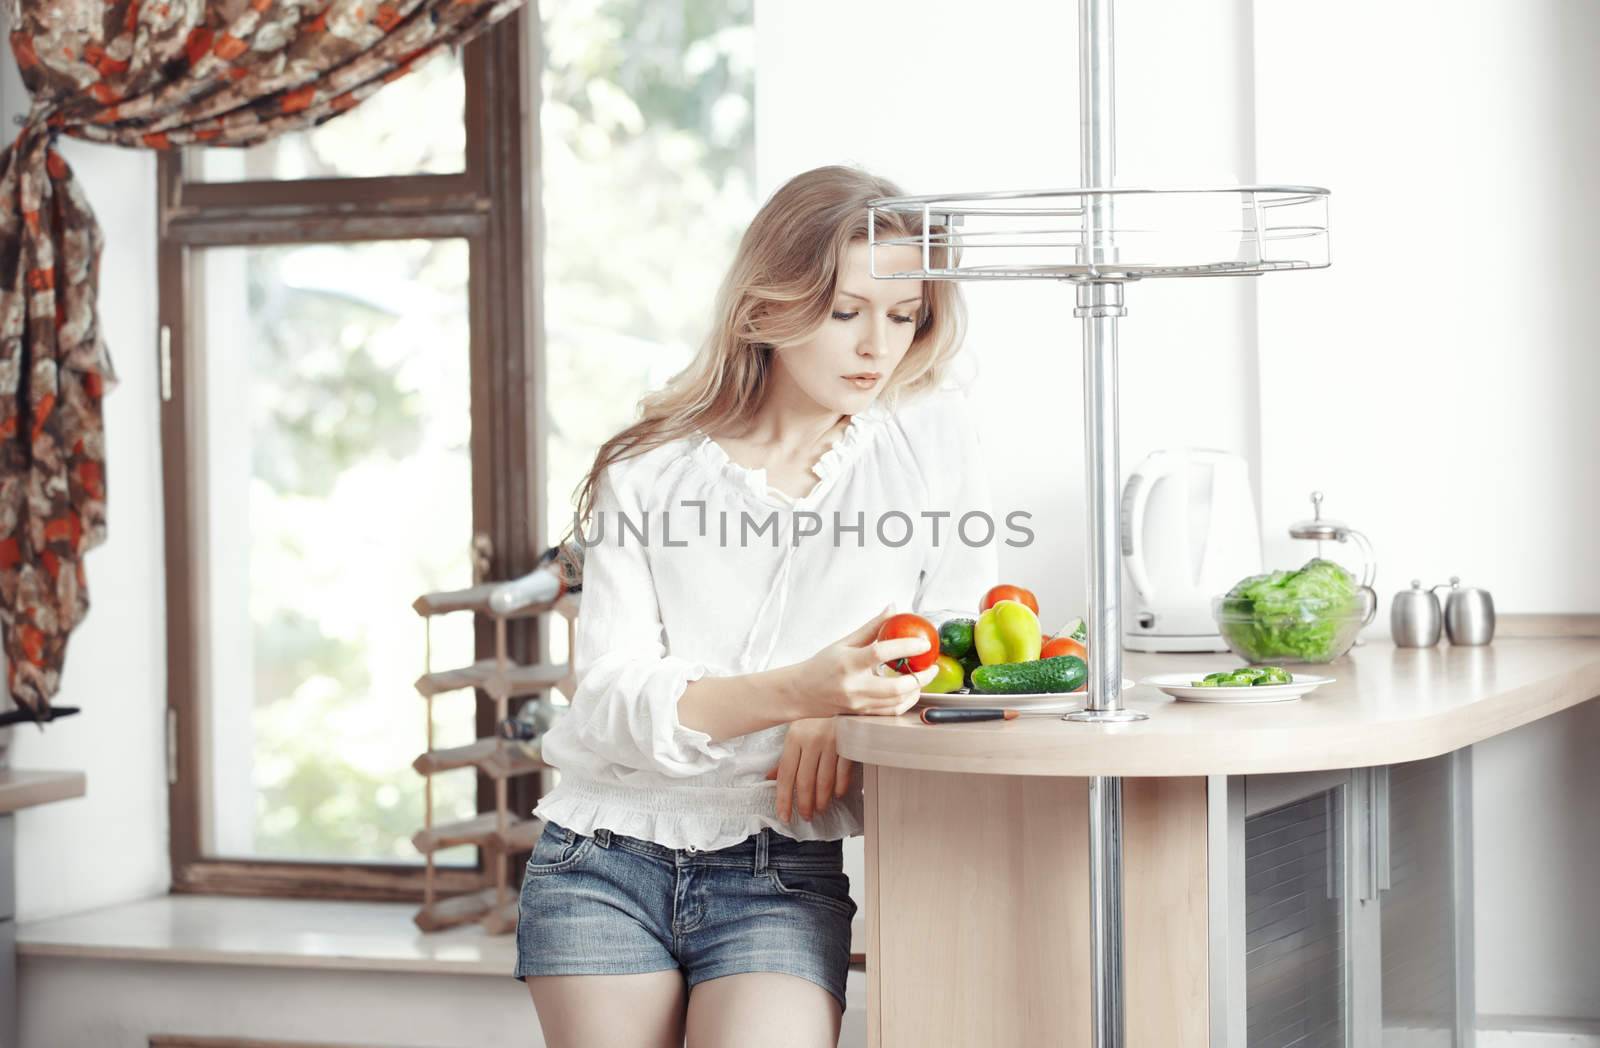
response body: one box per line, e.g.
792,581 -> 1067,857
532,384 -> 999,851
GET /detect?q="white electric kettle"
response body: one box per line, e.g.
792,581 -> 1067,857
1121,448 -> 1262,652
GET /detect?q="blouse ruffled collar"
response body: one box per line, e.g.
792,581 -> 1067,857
692,400 -> 889,505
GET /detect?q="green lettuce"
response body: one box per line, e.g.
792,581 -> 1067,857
1217,558 -> 1359,662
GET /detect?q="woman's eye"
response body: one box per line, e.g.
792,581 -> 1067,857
832,310 -> 859,321
890,313 -> 915,325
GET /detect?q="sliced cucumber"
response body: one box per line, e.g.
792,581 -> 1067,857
1193,665 -> 1295,687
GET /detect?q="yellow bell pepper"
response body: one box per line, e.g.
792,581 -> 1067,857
974,599 -> 1042,665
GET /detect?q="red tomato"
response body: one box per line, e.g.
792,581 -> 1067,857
980,584 -> 1039,616
877,613 -> 940,674
1042,636 -> 1087,661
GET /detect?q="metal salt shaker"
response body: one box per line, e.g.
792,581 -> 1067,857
1391,579 -> 1443,647
1442,577 -> 1496,645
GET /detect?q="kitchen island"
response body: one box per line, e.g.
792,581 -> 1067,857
837,635 -> 1600,1047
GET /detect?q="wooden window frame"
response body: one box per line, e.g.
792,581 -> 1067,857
158,13 -> 550,901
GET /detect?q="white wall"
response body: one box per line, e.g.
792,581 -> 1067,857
1253,0 -> 1600,608
19,955 -> 872,1048
0,31 -> 169,921
1253,0 -> 1600,1023
20,958 -> 549,1048
1472,702 -> 1600,1022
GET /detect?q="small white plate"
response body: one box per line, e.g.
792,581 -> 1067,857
1141,672 -> 1334,704
918,678 -> 1136,713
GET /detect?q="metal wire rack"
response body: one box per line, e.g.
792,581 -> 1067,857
868,185 -> 1329,282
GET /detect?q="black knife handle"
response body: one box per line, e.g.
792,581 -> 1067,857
920,707 -> 1006,724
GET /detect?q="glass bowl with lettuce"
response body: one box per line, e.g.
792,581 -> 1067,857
1212,558 -> 1377,664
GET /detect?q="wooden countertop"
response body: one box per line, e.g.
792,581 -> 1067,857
0,769 -> 85,814
837,637 -> 1600,777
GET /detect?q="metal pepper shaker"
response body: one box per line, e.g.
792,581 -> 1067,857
1391,579 -> 1443,647
1442,577 -> 1496,645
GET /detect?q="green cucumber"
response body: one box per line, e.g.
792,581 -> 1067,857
959,650 -> 982,689
971,655 -> 1087,695
939,617 -> 976,660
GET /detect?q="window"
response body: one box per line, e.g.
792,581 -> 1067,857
161,21 -> 544,899
161,0 -> 758,900
195,238 -> 477,867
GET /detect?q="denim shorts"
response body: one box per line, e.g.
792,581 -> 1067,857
512,820 -> 857,1012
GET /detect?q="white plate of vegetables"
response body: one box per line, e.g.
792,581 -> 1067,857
917,678 -> 1137,713
1142,666 -> 1335,704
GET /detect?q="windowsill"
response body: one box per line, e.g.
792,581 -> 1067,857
0,768 -> 86,815
18,895 -> 516,976
17,894 -> 867,975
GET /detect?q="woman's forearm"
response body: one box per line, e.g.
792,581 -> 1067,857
677,664 -> 806,743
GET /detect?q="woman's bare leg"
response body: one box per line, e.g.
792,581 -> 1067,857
684,972 -> 842,1048
526,970 -> 688,1048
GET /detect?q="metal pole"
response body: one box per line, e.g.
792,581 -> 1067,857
1070,2 -> 1147,1048
1078,0 -> 1115,212
1067,0 -> 1143,728
1069,295 -> 1134,721
1087,776 -> 1126,1047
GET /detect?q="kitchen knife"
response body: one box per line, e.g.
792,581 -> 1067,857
919,706 -> 1074,724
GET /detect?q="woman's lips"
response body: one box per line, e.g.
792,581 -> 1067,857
844,374 -> 880,389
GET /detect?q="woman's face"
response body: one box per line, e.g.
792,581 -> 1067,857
774,240 -> 924,413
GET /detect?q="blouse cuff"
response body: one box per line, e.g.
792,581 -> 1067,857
660,656 -> 736,771
569,652 -> 735,778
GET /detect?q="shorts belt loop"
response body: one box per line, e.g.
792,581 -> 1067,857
594,828 -> 612,848
754,828 -> 769,873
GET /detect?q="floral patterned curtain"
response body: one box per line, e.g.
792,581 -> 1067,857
0,0 -> 524,719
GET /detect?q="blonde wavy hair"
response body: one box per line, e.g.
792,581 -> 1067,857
553,164 -> 966,580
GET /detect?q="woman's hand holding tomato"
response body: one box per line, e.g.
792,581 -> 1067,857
877,612 -> 941,674
769,605 -> 941,821
787,604 -> 938,720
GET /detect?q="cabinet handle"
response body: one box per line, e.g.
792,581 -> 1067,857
1359,766 -> 1392,901
1375,765 -> 1391,893
1325,788 -> 1340,901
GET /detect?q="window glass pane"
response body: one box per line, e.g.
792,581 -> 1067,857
540,0 -> 756,569
198,238 -> 479,866
187,50 -> 466,182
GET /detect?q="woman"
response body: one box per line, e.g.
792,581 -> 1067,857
516,165 -> 998,1047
